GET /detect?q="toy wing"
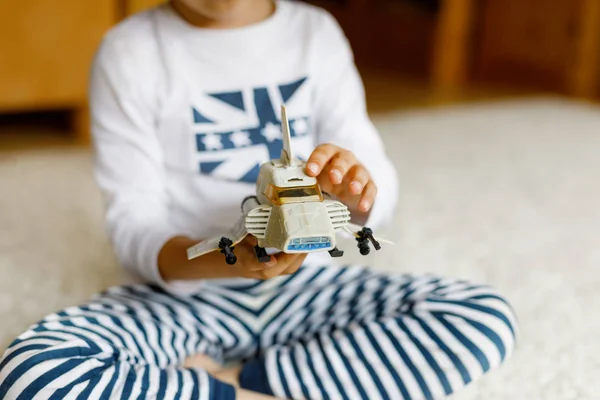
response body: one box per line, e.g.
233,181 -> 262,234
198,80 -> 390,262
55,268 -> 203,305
187,216 -> 248,261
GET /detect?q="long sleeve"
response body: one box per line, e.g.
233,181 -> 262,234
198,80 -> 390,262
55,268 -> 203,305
312,14 -> 399,229
89,33 -> 182,285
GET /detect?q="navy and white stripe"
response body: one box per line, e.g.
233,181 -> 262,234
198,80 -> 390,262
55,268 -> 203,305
0,266 -> 517,399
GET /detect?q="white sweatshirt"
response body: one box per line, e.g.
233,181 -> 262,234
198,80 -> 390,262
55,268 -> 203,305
90,0 -> 398,290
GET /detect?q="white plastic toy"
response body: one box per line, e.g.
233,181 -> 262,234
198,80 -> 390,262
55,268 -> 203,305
187,105 -> 392,265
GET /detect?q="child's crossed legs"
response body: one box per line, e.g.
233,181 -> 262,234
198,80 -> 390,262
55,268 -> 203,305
0,266 -> 517,400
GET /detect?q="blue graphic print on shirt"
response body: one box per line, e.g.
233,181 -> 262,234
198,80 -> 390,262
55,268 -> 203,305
192,77 -> 309,183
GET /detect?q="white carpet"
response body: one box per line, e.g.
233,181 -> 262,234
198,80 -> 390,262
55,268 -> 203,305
1,98 -> 598,399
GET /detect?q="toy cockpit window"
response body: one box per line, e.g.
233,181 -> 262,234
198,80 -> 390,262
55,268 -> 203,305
277,185 -> 323,203
264,184 -> 323,205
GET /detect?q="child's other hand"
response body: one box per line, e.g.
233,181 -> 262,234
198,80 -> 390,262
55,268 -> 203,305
232,236 -> 307,280
305,144 -> 376,213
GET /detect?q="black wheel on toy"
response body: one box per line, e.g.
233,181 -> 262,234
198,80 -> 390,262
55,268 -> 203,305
225,254 -> 237,265
219,237 -> 237,265
359,243 -> 370,255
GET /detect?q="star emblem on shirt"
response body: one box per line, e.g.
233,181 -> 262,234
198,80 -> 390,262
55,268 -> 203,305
292,118 -> 308,136
201,133 -> 223,151
230,131 -> 252,147
261,122 -> 281,142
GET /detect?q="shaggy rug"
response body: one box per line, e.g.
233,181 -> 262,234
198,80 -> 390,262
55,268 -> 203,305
0,98 -> 598,399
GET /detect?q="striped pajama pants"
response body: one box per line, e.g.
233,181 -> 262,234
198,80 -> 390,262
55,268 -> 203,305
0,265 -> 518,400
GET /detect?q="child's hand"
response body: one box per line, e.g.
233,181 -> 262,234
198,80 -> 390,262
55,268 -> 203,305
232,236 -> 307,280
305,144 -> 377,213
158,235 -> 306,282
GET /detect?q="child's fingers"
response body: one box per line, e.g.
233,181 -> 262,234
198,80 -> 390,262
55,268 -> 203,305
271,252 -> 302,267
280,254 -> 306,276
328,151 -> 356,185
252,253 -> 304,280
306,144 -> 340,176
245,254 -> 277,271
358,181 -> 377,212
254,261 -> 291,279
347,165 -> 370,195
236,239 -> 276,272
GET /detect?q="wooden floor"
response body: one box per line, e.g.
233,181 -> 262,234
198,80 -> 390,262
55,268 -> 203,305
0,71 -> 544,152
362,69 -> 545,112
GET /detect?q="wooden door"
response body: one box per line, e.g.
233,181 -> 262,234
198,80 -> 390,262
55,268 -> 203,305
475,0 -> 581,91
123,0 -> 165,16
307,0 -> 436,75
0,1 -> 114,111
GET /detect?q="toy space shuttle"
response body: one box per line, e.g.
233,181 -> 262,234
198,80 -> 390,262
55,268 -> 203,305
187,105 -> 391,265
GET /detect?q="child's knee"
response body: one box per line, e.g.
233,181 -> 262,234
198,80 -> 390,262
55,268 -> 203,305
0,335 -> 106,397
447,285 -> 519,367
0,339 -> 55,396
420,281 -> 519,368
478,288 -> 519,362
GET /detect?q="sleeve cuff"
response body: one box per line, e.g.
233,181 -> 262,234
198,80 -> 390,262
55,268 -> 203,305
364,194 -> 387,230
364,165 -> 399,230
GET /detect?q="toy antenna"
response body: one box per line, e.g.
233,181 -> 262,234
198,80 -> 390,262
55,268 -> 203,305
280,105 -> 295,167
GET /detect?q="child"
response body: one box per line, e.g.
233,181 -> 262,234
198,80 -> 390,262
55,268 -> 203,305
0,1 -> 517,399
